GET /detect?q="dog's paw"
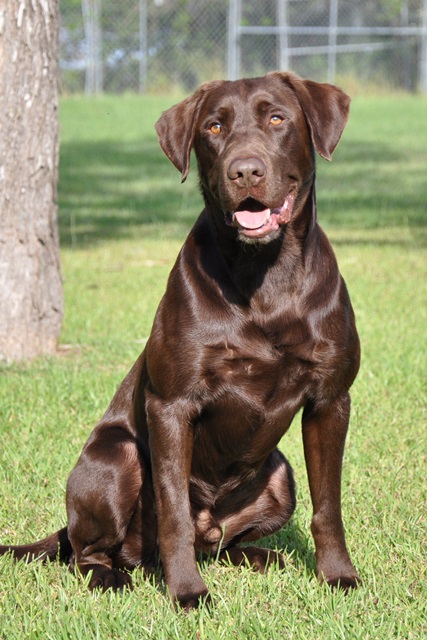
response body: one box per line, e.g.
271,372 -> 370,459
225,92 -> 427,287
175,587 -> 211,611
316,550 -> 361,592
318,563 -> 362,592
219,545 -> 286,573
323,572 -> 362,592
169,575 -> 210,611
87,566 -> 134,593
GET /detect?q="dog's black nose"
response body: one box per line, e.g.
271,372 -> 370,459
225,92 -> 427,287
227,157 -> 266,188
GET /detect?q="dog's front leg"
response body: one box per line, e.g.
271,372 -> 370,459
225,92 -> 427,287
145,390 -> 208,610
302,392 -> 361,590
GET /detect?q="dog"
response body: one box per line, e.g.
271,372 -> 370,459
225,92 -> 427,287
0,72 -> 361,609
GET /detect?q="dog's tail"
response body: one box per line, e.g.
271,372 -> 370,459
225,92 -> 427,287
0,527 -> 72,563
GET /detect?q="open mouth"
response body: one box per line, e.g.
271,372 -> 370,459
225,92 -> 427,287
226,192 -> 296,239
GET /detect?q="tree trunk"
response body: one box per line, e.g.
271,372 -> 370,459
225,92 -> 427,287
0,0 -> 63,362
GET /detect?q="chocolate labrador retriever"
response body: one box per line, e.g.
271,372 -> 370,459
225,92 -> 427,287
0,72 -> 361,609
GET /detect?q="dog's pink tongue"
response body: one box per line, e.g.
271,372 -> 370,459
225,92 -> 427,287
234,209 -> 270,230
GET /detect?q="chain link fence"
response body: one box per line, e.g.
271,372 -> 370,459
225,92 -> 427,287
59,0 -> 427,94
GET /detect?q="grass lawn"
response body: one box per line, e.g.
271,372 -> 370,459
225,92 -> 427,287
0,90 -> 426,639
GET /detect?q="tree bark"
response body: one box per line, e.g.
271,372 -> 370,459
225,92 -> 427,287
0,0 -> 63,361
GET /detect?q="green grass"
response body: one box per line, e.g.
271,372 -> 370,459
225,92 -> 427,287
1,92 -> 426,639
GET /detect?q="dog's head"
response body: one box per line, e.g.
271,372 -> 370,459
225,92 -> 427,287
155,72 -> 350,243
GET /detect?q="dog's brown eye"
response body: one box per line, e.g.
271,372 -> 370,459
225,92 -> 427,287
270,115 -> 284,126
210,123 -> 222,135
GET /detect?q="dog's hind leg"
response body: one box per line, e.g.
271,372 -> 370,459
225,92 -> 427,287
66,424 -> 146,591
197,449 -> 296,572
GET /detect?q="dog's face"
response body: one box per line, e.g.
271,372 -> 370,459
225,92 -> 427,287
193,76 -> 313,243
156,72 -> 350,244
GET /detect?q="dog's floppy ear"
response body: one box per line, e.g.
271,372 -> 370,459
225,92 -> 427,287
274,72 -> 350,161
155,81 -> 223,182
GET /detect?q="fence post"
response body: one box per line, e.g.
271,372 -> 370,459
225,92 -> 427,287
82,0 -> 103,95
421,0 -> 427,92
227,0 -> 241,80
328,0 -> 338,83
277,0 -> 290,70
139,0 -> 148,93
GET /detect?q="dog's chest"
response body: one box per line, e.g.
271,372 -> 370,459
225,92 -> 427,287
199,317 -> 320,409
192,333 -> 313,466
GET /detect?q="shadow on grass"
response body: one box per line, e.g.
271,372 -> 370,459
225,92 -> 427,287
255,517 -> 317,574
140,519 -> 316,599
200,519 -> 315,575
58,137 -> 427,248
148,518 -> 316,598
58,138 -> 200,246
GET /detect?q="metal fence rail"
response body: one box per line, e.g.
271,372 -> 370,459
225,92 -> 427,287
59,0 -> 427,94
